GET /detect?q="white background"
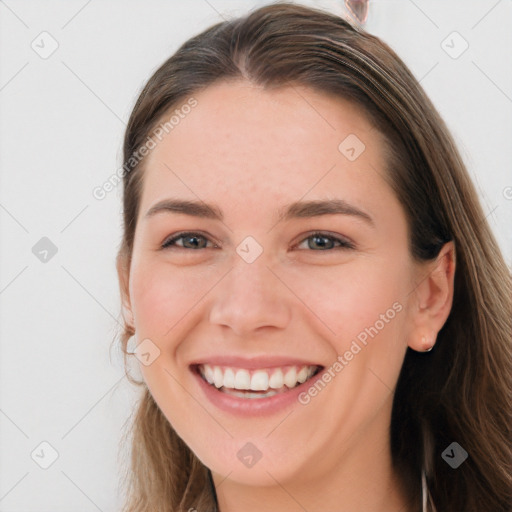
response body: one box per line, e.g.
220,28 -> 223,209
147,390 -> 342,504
0,1 -> 511,510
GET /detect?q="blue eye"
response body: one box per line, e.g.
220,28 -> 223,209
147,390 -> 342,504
295,231 -> 355,251
161,232 -> 215,250
161,231 -> 354,251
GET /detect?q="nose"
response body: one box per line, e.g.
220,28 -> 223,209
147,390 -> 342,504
208,255 -> 291,336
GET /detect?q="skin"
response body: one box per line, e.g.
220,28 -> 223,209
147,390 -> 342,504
118,80 -> 455,512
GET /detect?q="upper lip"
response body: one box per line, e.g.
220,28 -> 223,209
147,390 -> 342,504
189,355 -> 324,369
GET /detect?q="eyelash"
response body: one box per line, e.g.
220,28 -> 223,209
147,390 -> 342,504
161,231 -> 355,251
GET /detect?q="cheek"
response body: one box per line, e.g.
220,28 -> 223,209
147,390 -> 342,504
285,256 -> 410,404
282,257 -> 408,344
129,260 -> 206,339
296,262 -> 408,433
130,270 -> 170,337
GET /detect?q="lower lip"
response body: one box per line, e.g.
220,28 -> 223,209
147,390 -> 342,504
191,366 -> 324,416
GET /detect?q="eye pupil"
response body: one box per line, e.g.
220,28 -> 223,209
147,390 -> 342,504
184,235 -> 205,248
310,234 -> 333,250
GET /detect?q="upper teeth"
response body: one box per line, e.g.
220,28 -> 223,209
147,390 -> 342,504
199,364 -> 317,391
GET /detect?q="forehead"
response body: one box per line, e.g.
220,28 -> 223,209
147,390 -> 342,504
140,80 -> 390,218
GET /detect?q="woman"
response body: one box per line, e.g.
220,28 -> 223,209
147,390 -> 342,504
115,3 -> 512,511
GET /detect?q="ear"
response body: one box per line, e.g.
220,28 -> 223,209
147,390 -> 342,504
407,241 -> 456,352
116,252 -> 134,331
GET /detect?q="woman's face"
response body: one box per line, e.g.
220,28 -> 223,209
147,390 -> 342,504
122,81 -> 423,487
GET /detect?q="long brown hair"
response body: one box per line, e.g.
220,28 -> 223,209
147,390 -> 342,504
115,3 -> 512,511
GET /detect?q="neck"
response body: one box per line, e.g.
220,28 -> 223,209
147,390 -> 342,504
211,398 -> 413,512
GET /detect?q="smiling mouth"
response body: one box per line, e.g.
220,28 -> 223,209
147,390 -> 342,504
195,363 -> 323,399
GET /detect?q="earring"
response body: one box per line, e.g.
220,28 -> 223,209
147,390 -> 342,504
126,334 -> 137,354
421,335 -> 434,352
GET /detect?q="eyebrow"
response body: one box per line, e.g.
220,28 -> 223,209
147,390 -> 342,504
145,198 -> 374,226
